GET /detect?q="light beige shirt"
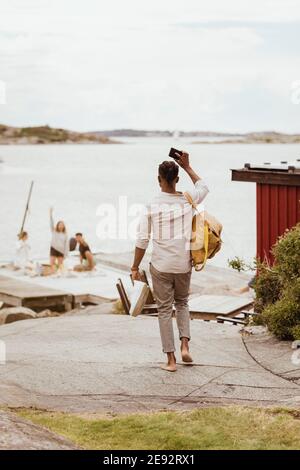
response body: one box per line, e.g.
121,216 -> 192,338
50,214 -> 69,257
136,179 -> 209,273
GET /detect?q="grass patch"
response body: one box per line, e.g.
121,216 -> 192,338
15,407 -> 300,450
18,126 -> 71,142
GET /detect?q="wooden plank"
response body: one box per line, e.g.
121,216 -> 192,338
0,266 -> 124,302
0,293 -> 23,307
256,183 -> 262,261
116,281 -> 130,314
190,311 -> 224,321
142,303 -> 159,314
287,186 -> 297,227
72,293 -> 91,304
72,293 -> 108,305
0,275 -> 69,299
269,185 -> 279,261
241,310 -> 258,318
87,294 -> 108,305
190,304 -> 253,321
142,270 -> 156,304
188,295 -> 253,314
130,271 -> 156,305
22,295 -> 73,310
261,184 -> 270,261
217,316 -> 246,325
0,275 -> 73,311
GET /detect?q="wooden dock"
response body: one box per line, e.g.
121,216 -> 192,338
0,266 -> 253,319
189,295 -> 253,321
0,275 -> 73,312
0,264 -> 131,311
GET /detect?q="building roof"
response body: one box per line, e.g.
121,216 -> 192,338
231,160 -> 300,186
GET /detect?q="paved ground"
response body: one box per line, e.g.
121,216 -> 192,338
0,311 -> 299,416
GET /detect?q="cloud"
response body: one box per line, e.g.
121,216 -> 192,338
1,0 -> 300,132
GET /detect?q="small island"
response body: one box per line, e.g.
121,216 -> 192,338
192,131 -> 300,144
0,124 -> 118,145
89,129 -> 300,144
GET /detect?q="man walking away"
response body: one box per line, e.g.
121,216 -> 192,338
131,152 -> 209,372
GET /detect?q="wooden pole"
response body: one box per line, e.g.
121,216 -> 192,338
20,181 -> 34,235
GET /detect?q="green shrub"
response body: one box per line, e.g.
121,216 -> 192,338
291,325 -> 300,341
254,224 -> 300,340
19,126 -> 69,142
253,263 -> 282,314
228,256 -> 247,272
261,280 -> 300,340
273,224 -> 300,285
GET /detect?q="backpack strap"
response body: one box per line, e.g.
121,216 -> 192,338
184,192 -> 209,271
195,221 -> 209,271
184,191 -> 198,210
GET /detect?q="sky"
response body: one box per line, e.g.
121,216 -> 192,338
1,0 -> 300,133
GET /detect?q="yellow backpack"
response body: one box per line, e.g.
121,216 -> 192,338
184,192 -> 223,271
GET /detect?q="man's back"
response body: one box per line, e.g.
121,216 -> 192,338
136,179 -> 209,273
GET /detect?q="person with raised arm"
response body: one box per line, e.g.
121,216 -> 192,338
49,207 -> 69,272
131,152 -> 209,372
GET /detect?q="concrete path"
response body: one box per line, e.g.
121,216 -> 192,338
0,410 -> 77,449
0,312 -> 299,415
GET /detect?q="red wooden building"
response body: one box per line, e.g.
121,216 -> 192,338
232,161 -> 300,264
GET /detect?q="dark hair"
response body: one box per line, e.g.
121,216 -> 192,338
158,161 -> 179,184
75,232 -> 87,246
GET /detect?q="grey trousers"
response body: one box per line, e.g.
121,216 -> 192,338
150,263 -> 192,353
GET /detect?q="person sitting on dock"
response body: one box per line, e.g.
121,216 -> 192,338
73,233 -> 95,271
49,207 -> 69,272
14,231 -> 32,270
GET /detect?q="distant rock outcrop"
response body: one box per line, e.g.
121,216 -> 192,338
88,128 -> 300,143
0,124 -> 118,145
194,132 -> 300,144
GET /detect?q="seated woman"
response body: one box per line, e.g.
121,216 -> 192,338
14,231 -> 32,270
73,233 -> 95,271
49,207 -> 69,272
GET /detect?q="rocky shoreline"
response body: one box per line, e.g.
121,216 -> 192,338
193,132 -> 300,144
2,125 -> 300,145
0,124 -> 119,145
